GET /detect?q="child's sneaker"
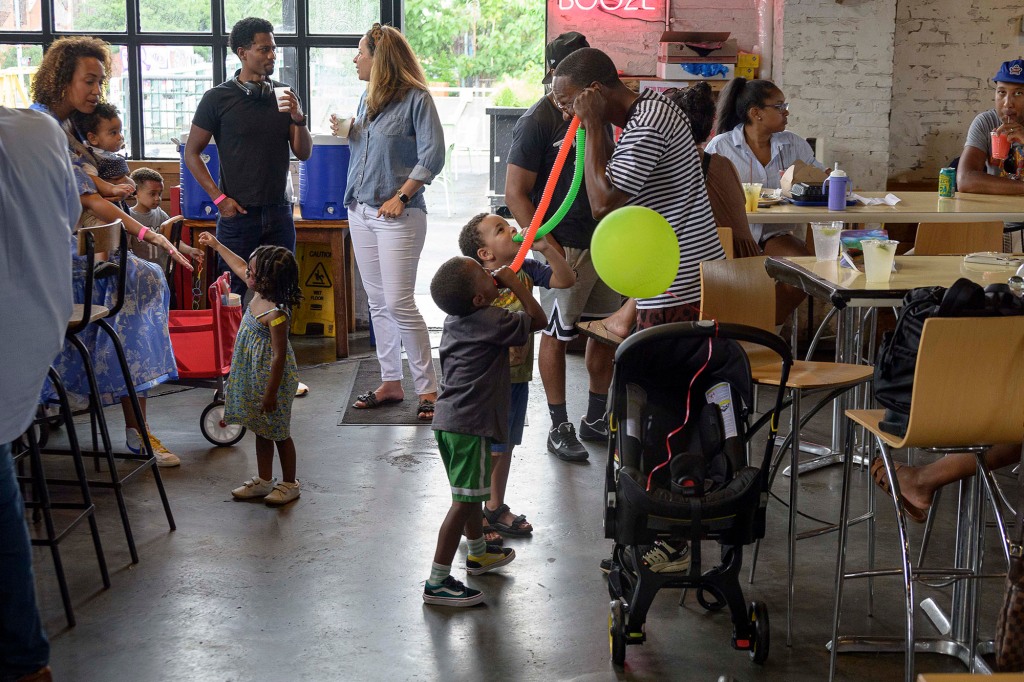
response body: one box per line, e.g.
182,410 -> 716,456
423,575 -> 484,607
640,540 -> 690,573
264,480 -> 301,506
126,428 -> 180,467
231,476 -> 277,499
466,545 -> 515,575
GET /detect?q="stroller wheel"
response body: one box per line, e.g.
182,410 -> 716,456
697,586 -> 727,612
609,599 -> 626,667
748,601 -> 770,665
200,402 -> 246,446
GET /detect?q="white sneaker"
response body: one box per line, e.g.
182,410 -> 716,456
296,382 -> 309,397
264,480 -> 301,506
231,476 -> 277,499
126,428 -> 181,467
641,540 -> 691,573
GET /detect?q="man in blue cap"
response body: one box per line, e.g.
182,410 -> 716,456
957,59 -> 1024,249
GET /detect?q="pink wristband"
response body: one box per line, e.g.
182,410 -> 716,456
213,193 -> 227,206
137,226 -> 149,242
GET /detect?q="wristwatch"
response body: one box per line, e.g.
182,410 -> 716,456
293,115 -> 308,127
397,191 -> 410,204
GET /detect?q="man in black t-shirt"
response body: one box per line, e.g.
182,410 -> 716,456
505,32 -> 619,463
185,16 -> 312,296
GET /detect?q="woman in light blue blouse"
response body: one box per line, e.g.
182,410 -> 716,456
705,77 -> 824,322
705,78 -> 827,252
344,23 -> 445,420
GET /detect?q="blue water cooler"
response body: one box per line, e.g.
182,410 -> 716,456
300,134 -> 349,220
178,133 -> 220,219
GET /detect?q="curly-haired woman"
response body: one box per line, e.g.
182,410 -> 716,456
31,36 -> 198,466
342,24 -> 446,421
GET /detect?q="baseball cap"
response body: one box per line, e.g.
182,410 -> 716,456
993,59 -> 1024,84
542,32 -> 589,84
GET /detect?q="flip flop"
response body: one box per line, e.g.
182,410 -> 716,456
576,320 -> 625,347
869,457 -> 928,523
416,399 -> 435,421
352,390 -> 403,410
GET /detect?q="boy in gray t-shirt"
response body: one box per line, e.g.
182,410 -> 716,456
423,256 -> 546,607
128,167 -> 200,267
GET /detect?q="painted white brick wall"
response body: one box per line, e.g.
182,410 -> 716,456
888,0 -> 1024,183
774,0 -> 898,191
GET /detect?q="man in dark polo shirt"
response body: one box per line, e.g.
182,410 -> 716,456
505,32 -> 619,463
185,16 -> 312,295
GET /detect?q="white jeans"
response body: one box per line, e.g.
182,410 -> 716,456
348,202 -> 437,395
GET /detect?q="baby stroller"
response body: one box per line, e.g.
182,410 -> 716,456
167,272 -> 245,446
603,321 -> 792,667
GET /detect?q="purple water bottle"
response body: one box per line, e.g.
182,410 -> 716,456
823,162 -> 849,211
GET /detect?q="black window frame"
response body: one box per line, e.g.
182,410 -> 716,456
0,0 -> 400,157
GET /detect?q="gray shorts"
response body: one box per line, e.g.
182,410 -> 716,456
536,247 -> 621,341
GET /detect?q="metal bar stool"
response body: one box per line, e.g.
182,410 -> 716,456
14,367 -> 110,627
830,316 -> 1024,682
43,221 -> 175,564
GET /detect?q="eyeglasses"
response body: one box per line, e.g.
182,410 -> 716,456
554,95 -> 576,114
765,101 -> 790,113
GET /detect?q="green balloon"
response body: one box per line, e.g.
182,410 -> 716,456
590,206 -> 680,298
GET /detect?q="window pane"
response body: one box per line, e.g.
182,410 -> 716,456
55,0 -> 127,33
140,0 -> 211,33
309,47 -> 362,134
223,46 -> 296,92
0,0 -> 42,31
309,0 -> 377,35
224,0 -> 295,35
0,44 -> 43,107
141,45 -> 213,157
106,45 -> 132,156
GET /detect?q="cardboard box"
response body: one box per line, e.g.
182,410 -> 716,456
658,36 -> 738,61
656,61 -> 735,81
737,51 -> 760,68
780,160 -> 830,198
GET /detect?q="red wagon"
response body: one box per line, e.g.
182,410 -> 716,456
168,272 -> 245,446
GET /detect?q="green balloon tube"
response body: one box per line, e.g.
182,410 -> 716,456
513,127 -> 587,243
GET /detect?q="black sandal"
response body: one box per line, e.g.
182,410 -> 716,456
483,503 -> 533,537
352,391 -> 403,410
416,399 -> 435,421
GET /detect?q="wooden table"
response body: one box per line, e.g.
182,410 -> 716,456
749,191 -> 1024,224
765,255 -> 1020,310
183,214 -> 351,359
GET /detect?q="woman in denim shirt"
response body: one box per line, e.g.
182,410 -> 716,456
344,23 -> 445,420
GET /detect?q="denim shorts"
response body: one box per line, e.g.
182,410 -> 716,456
492,381 -> 529,453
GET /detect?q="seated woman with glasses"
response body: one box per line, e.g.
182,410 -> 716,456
706,78 -> 827,323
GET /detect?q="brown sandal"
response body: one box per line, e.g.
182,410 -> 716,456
870,458 -> 928,523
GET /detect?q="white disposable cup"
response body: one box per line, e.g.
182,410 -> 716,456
811,221 -> 842,261
274,86 -> 291,113
333,114 -> 354,138
861,239 -> 899,282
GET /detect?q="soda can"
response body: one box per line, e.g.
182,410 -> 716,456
938,167 -> 956,198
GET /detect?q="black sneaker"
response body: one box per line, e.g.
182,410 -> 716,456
423,575 -> 484,606
547,422 -> 589,461
578,415 -> 609,442
600,557 -> 613,574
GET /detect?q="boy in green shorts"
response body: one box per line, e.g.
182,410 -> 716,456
425,256 -> 547,606
459,213 -> 576,540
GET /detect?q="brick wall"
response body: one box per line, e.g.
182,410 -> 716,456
888,0 -> 1023,184
774,0 -> 898,191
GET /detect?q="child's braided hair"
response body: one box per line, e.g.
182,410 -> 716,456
250,245 -> 302,310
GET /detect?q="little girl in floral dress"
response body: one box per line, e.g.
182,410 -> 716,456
197,233 -> 303,506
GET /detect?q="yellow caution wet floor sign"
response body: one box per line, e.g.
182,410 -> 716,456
291,243 -> 336,337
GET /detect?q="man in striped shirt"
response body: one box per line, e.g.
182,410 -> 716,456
551,48 -> 724,330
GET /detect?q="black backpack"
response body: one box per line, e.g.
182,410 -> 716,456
874,277 -> 1024,437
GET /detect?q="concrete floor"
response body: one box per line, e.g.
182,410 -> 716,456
25,162 -> 1015,680
28,332 -> 1015,681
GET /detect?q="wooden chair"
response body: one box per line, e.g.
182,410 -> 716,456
716,226 -> 734,259
831,316 -> 1024,682
700,256 -> 875,645
912,221 -> 1003,255
47,222 -> 175,565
